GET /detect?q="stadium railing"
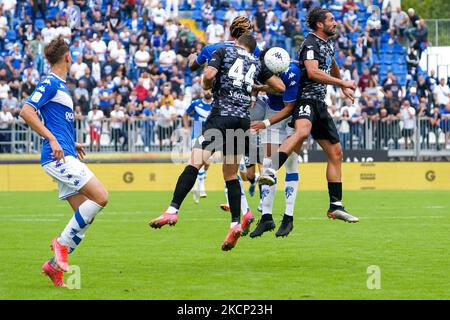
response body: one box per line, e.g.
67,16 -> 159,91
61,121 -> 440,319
1,118 -> 449,159
425,19 -> 450,47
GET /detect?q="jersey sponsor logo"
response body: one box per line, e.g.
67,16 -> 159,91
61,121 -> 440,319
31,91 -> 43,103
307,50 -> 314,60
228,91 -> 251,102
65,112 -> 74,122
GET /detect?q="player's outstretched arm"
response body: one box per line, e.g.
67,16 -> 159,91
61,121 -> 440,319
188,53 -> 202,71
253,75 -> 286,94
250,102 -> 295,132
203,66 -> 218,90
20,104 -> 65,162
305,59 -> 356,90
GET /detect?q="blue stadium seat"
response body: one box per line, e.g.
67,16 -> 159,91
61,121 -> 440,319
194,0 -> 203,10
192,9 -> 202,21
393,44 -> 405,54
6,30 -> 17,42
215,9 -> 226,23
47,7 -> 59,20
35,19 -> 45,31
393,54 -> 405,65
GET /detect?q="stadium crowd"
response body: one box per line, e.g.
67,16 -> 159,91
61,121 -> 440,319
0,0 -> 449,154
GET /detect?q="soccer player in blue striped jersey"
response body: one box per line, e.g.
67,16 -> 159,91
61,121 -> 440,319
183,89 -> 212,203
20,36 -> 109,288
250,49 -> 302,238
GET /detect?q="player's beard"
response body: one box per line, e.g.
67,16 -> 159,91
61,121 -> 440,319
205,94 -> 212,100
324,25 -> 337,38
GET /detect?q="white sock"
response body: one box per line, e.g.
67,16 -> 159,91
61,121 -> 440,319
263,157 -> 272,171
230,221 -> 239,228
261,183 -> 276,217
198,167 -> 206,192
59,200 -> 103,252
284,153 -> 299,217
166,206 -> 178,214
238,176 -> 250,215
224,185 -> 229,205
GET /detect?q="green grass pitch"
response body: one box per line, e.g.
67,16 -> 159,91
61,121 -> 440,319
0,190 -> 449,300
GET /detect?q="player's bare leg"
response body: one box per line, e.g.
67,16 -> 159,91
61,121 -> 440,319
317,139 -> 359,223
149,147 -> 210,228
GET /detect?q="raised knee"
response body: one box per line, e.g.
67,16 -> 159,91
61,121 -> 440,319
97,190 -> 109,208
330,148 -> 343,163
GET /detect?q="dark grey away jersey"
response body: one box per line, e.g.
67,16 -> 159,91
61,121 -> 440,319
298,33 -> 335,101
208,46 -> 273,119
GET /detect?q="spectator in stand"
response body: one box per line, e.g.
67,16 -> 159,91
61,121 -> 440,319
176,33 -> 193,69
156,99 -> 177,151
205,18 -> 224,44
0,8 -> 7,53
224,6 -> 239,25
390,7 -> 408,42
70,55 -> 88,80
291,22 -> 304,59
166,0 -> 179,18
141,101 -> 156,152
441,102 -> 450,149
201,0 -> 214,29
90,33 -> 107,67
351,107 -> 365,149
429,106 -> 442,150
31,0 -> 46,31
135,78 -> 149,103
74,80 -> 90,114
406,86 -> 420,109
412,19 -> 428,59
406,47 -> 420,84
253,2 -> 268,34
343,8 -> 360,33
383,76 -> 402,103
98,80 -> 114,117
106,8 -> 123,33
433,78 -> 450,110
135,43 -> 151,78
342,0 -> 359,14
338,108 -> 351,149
358,67 -> 372,93
416,75 -> 428,100
282,2 -> 299,23
405,8 -> 420,43
400,99 -> 416,149
110,103 -> 126,151
87,105 -> 104,152
170,65 -> 184,96
353,37 -> 368,75
0,104 -> 13,153
158,44 -> 176,76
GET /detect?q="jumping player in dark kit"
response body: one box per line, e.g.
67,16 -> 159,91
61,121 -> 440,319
253,7 -> 359,223
148,34 -> 285,251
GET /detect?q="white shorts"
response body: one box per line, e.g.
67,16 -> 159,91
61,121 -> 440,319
260,107 -> 294,145
43,156 -> 94,200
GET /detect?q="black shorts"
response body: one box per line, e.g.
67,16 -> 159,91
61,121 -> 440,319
193,115 -> 250,156
402,128 -> 414,137
291,98 -> 340,144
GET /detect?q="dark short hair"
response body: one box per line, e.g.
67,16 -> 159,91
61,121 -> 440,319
44,36 -> 70,66
237,33 -> 256,53
307,7 -> 331,31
